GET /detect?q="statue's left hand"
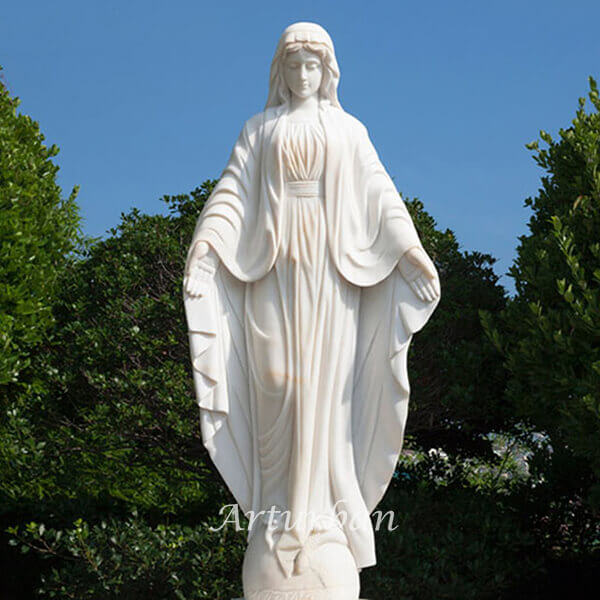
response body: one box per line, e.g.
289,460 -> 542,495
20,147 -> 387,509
397,247 -> 440,303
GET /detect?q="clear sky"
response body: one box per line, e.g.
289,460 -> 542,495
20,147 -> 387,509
2,0 -> 599,291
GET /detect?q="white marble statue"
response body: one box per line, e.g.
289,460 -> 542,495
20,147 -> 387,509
183,22 -> 440,600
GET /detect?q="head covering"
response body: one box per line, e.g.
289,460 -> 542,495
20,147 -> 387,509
265,22 -> 342,109
278,21 -> 335,48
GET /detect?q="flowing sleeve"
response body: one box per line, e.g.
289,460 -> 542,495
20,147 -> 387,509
183,113 -> 266,510
325,116 -> 424,287
183,108 -> 283,517
187,112 -> 278,282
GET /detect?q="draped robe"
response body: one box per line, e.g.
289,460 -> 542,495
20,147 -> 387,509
183,102 -> 440,572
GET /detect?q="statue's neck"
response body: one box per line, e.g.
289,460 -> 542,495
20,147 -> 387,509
288,94 -> 320,118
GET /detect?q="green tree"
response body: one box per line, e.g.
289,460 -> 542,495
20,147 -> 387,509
2,184 -> 226,516
0,183 -> 237,598
2,183 -> 513,596
0,70 -> 80,392
2,184 -> 508,517
0,68 -> 81,598
405,199 -> 509,451
483,77 -> 600,503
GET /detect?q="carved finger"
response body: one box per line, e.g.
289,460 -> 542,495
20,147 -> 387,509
409,280 -> 419,300
425,280 -> 438,300
193,278 -> 203,297
417,277 -> 429,302
411,279 -> 425,302
414,277 -> 426,301
423,278 -> 435,302
407,263 -> 421,282
185,277 -> 195,297
425,281 -> 437,300
421,259 -> 437,280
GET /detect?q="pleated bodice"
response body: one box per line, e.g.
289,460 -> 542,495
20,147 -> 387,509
281,118 -> 325,183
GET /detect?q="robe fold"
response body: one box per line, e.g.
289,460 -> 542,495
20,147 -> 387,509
183,101 -> 439,571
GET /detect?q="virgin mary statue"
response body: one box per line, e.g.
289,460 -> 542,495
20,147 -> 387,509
183,22 -> 440,600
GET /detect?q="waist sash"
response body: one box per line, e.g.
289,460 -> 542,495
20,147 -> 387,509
285,180 -> 321,197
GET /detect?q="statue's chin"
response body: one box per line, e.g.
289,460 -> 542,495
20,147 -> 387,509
291,89 -> 316,100
242,521 -> 360,600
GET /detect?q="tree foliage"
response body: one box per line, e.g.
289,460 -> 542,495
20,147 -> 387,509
1,181 -> 508,514
483,77 -> 600,503
0,180 -> 515,596
1,183 -> 227,518
7,74 -> 590,594
405,200 -> 508,446
0,71 -> 80,392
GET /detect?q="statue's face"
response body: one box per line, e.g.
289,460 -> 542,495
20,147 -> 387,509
283,47 -> 323,100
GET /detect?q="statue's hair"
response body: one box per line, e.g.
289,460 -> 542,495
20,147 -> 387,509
265,24 -> 342,110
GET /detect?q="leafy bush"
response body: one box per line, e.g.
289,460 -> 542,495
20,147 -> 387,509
0,70 -> 80,391
361,439 -> 545,600
7,512 -> 246,599
405,200 -> 509,439
0,153 -> 560,598
0,71 -> 80,598
483,77 -> 600,504
0,186 -> 516,596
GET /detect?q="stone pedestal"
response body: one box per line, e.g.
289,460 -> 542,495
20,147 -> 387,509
241,522 -> 360,600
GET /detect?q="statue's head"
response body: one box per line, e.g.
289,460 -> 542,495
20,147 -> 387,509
265,22 -> 341,109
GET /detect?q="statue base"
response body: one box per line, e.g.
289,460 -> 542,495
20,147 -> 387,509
241,521 -> 361,600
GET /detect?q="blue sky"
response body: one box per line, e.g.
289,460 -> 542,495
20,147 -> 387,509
2,0 -> 599,291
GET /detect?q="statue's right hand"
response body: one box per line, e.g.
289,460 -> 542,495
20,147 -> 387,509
183,241 -> 219,297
